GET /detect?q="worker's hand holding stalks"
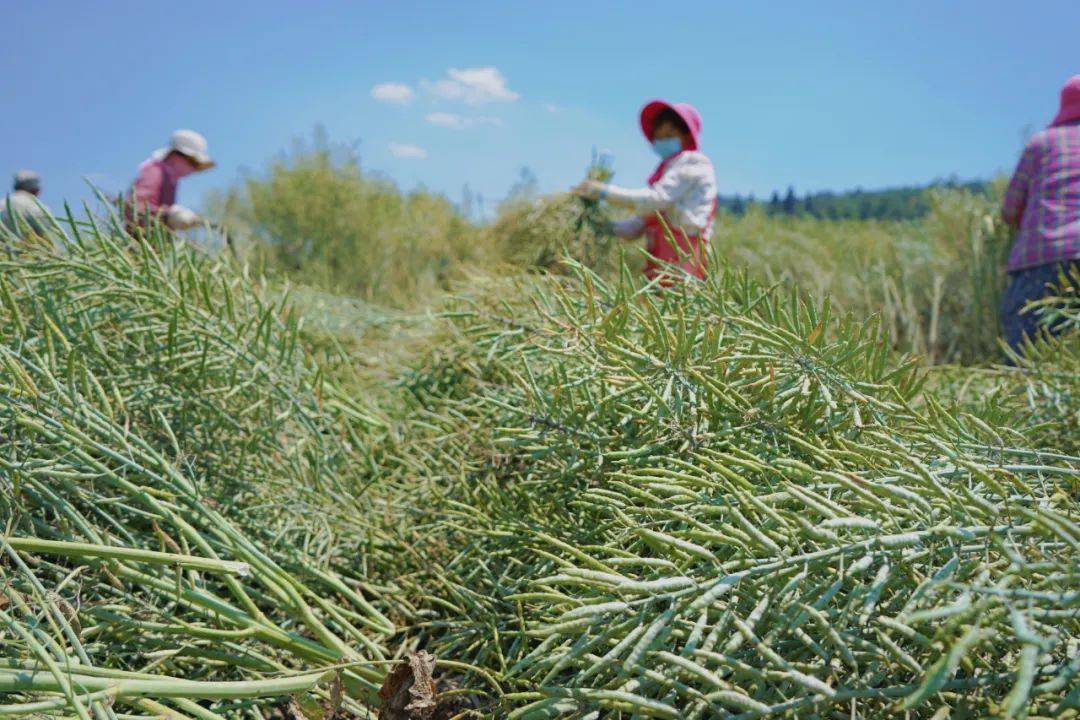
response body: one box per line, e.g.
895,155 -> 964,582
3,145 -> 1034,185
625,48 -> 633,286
571,180 -> 604,201
167,205 -> 202,230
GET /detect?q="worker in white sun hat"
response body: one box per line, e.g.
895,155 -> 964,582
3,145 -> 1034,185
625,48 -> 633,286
2,170 -> 52,237
124,129 -> 215,233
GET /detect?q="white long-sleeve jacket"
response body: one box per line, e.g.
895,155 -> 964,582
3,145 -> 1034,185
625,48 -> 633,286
1,190 -> 51,235
605,151 -> 717,240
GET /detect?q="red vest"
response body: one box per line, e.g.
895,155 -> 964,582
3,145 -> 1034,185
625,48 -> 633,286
642,152 -> 716,281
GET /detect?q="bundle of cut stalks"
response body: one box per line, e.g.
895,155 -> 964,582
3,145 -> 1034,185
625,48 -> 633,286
385,262 -> 1079,719
0,217 -> 396,719
1,212 -> 1076,719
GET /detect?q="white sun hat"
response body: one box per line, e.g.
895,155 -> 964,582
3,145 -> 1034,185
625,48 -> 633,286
153,129 -> 215,169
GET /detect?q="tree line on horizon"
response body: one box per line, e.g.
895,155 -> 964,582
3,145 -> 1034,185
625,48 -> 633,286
720,178 -> 990,221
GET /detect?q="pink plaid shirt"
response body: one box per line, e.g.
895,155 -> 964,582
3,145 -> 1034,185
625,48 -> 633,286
1002,121 -> 1080,271
131,157 -> 178,216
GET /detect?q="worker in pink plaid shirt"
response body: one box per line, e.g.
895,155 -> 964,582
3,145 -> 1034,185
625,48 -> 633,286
1000,75 -> 1080,353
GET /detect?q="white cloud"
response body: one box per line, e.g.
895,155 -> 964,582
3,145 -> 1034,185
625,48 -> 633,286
388,142 -> 427,159
426,112 -> 470,130
544,103 -> 560,113
425,112 -> 503,130
371,82 -> 414,104
422,66 -> 519,105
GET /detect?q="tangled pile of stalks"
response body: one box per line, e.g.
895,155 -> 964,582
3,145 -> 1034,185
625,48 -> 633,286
488,153 -> 627,277
0,220 -> 396,718
0,213 -> 1076,719
386,263 -> 1079,718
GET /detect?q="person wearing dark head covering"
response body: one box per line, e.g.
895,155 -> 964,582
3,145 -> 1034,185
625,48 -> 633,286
1,170 -> 51,236
1000,75 -> 1080,353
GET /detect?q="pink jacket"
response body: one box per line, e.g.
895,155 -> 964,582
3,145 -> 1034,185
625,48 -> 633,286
130,156 -> 179,220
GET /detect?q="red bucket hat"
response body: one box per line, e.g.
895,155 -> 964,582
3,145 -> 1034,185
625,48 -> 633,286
1049,75 -> 1080,128
640,100 -> 703,150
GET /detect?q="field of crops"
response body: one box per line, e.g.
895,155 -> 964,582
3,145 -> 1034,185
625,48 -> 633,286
0,186 -> 1077,720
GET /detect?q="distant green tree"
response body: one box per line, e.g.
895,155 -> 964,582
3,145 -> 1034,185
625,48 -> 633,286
461,184 -> 475,219
782,186 -> 797,216
768,191 -> 781,216
507,166 -> 539,202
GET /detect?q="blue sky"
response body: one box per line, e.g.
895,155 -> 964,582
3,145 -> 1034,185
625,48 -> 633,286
2,1 -> 1078,216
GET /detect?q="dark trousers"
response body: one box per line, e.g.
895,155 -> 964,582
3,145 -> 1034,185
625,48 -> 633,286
1000,259 -> 1078,354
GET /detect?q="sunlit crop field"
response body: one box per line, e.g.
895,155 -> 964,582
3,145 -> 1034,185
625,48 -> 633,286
1,163 -> 1076,719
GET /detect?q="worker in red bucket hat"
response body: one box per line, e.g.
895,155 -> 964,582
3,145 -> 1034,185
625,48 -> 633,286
574,100 -> 718,281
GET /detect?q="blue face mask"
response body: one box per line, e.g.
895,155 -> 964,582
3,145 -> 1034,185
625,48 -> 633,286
651,137 -> 683,159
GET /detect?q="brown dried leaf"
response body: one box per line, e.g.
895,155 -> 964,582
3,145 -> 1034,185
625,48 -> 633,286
47,592 -> 82,637
378,651 -> 438,720
284,699 -> 309,720
265,697 -> 314,720
151,519 -> 183,555
324,673 -> 344,719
